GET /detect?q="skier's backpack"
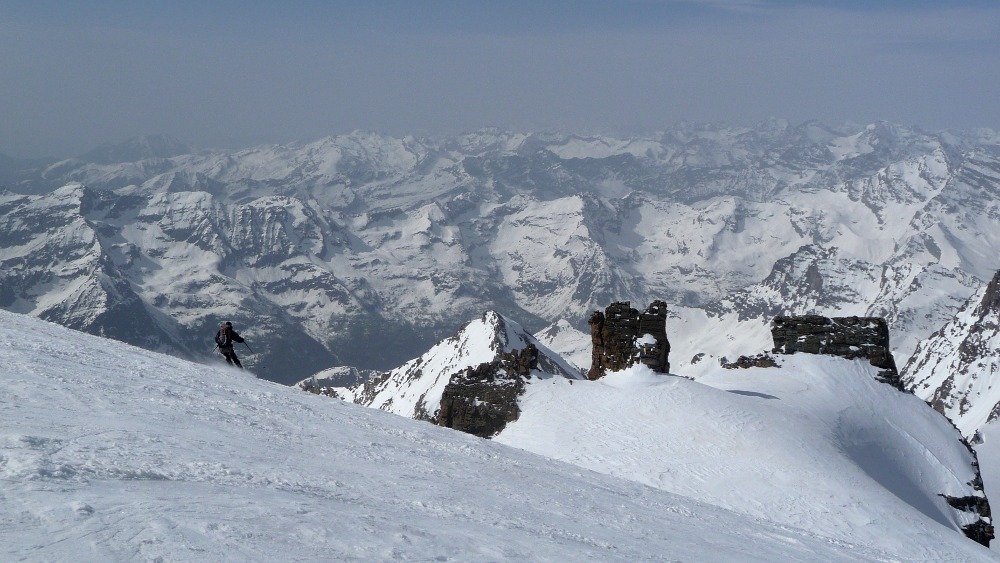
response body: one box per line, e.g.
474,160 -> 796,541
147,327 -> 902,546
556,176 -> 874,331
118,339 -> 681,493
215,324 -> 231,347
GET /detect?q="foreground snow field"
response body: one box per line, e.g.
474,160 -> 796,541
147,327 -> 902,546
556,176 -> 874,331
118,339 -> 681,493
0,310 -> 995,561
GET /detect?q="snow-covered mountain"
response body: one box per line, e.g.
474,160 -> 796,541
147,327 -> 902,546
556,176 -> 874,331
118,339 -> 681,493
329,311 -> 581,422
326,304 -> 994,547
534,318 -> 592,373
1,121 -> 999,388
904,269 -> 1000,438
902,268 -> 1000,534
2,309 -> 995,561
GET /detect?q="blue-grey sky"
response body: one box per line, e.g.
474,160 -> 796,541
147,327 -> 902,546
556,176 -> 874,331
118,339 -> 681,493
2,0 -> 998,158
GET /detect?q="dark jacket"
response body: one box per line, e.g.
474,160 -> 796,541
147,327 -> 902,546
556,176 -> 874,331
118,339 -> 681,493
215,327 -> 245,350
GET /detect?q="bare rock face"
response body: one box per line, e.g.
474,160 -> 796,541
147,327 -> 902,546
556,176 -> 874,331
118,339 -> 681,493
771,315 -> 901,390
588,300 -> 670,380
940,478 -> 995,547
721,353 -> 780,369
436,345 -> 538,438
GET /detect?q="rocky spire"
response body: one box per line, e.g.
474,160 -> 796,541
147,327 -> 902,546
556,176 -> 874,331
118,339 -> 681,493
588,300 -> 671,380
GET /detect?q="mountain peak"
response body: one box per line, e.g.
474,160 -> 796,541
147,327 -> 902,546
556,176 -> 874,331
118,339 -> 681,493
78,134 -> 193,164
331,310 -> 581,421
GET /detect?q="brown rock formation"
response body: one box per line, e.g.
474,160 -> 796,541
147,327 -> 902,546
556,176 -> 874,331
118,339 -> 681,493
588,300 -> 670,380
436,345 -> 538,438
721,353 -> 780,369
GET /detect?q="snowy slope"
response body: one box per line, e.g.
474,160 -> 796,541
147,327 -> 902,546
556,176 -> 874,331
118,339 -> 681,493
4,311 -> 982,561
534,318 -> 592,374
495,358 -> 994,555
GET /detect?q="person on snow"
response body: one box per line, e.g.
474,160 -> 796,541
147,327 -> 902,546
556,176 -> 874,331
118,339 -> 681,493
215,321 -> 245,368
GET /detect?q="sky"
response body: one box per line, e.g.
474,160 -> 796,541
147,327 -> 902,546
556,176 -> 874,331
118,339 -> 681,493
1,0 -> 998,159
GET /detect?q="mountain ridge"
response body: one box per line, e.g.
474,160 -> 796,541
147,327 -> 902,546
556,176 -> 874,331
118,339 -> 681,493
329,311 -> 581,421
903,270 -> 1000,438
298,302 -> 995,549
1,121 -> 999,390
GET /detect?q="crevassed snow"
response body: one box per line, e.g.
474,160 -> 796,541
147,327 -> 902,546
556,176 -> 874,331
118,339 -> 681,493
1,309 -> 967,561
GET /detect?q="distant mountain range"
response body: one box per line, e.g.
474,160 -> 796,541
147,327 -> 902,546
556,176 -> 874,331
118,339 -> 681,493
1,121 -> 998,403
4,122 -> 1000,554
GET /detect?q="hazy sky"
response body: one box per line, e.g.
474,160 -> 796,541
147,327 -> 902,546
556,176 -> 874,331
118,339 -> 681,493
2,0 -> 998,158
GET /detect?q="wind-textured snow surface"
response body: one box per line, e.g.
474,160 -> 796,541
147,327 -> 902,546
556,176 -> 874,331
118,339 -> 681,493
6,309 -> 950,562
496,360 -> 996,560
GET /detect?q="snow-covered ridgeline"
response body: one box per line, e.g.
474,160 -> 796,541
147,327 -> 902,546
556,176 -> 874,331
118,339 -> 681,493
904,270 -> 1000,438
308,301 -> 994,552
334,311 -> 581,418
7,309 -> 985,561
497,359 -> 991,554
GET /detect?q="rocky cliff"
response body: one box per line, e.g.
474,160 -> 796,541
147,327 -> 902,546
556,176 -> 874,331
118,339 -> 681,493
436,345 -> 538,438
771,315 -> 901,389
329,311 -> 581,422
588,300 -> 670,380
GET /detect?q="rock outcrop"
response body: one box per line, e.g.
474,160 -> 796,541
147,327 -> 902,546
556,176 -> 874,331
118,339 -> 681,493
941,485 -> 995,546
325,311 -> 581,422
771,315 -> 901,390
937,437 -> 994,547
588,300 -> 670,380
721,353 -> 780,370
436,345 -> 538,438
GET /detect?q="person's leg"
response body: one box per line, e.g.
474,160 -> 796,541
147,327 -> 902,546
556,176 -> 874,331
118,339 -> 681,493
231,351 -> 243,369
222,350 -> 233,365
